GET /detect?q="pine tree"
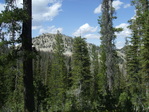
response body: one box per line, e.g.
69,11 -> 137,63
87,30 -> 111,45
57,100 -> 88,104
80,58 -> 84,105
98,0 -> 122,111
91,45 -> 100,81
71,36 -> 92,111
0,1 -> 24,111
127,0 -> 149,110
99,0 -> 116,92
48,31 -> 67,111
33,53 -> 47,112
139,1 -> 149,109
0,33 -> 8,108
127,18 -> 143,111
90,45 -> 103,111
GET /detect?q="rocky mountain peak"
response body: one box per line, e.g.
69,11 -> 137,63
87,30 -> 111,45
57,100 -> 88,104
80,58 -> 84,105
32,33 -> 99,56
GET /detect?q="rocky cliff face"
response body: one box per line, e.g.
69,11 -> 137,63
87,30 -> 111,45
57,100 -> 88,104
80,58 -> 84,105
32,33 -> 124,60
32,33 -> 99,56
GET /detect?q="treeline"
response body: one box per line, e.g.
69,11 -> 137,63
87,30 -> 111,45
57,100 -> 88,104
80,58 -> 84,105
0,0 -> 149,112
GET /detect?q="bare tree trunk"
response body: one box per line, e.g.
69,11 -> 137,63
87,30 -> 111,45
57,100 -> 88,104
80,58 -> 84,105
22,0 -> 35,111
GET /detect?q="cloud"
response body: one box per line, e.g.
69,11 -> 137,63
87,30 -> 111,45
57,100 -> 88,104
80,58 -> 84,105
115,23 -> 131,38
116,41 -> 125,49
124,4 -> 131,8
42,2 -> 62,20
32,26 -> 42,30
15,0 -> 23,8
33,0 -> 62,29
73,23 -> 98,37
113,0 -> 123,10
94,4 -> 102,14
94,0 -> 123,14
39,26 -> 63,34
0,3 -> 5,12
33,1 -> 62,22
15,0 -> 62,28
84,34 -> 100,39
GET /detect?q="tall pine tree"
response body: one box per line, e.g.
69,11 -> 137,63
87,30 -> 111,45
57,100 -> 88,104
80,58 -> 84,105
48,31 -> 67,111
99,0 -> 117,92
71,36 -> 92,111
127,0 -> 149,110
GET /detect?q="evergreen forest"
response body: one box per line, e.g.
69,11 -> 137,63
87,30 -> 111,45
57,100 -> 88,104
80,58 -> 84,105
0,0 -> 149,112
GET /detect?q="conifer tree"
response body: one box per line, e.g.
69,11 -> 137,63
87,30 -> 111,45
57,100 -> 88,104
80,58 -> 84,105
0,1 -> 24,111
127,18 -> 143,111
139,1 -> 149,108
98,0 -> 123,111
71,36 -> 91,111
49,31 -> 67,111
99,0 -> 116,92
0,33 -> 8,108
127,0 -> 149,110
90,45 -> 102,110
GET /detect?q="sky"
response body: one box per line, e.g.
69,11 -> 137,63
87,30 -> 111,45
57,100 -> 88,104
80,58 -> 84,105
0,0 -> 135,48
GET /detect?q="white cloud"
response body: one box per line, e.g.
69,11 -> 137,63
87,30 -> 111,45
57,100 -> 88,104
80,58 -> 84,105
113,0 -> 123,10
15,0 -> 62,28
115,23 -> 131,38
124,4 -> 131,8
33,1 -> 62,22
94,0 -> 123,14
73,23 -> 98,37
39,26 -> 63,34
115,23 -> 131,49
84,34 -> 100,39
32,26 -> 42,30
32,0 -> 62,29
116,41 -> 124,49
43,2 -> 62,21
0,3 -> 5,12
94,4 -> 102,14
16,0 -> 23,8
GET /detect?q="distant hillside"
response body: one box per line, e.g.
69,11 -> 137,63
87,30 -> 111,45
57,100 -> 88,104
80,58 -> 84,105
33,33 -> 124,57
32,33 -> 100,56
32,33 -> 126,75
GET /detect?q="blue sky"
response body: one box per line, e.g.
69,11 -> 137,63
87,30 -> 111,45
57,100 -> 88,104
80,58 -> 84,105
0,0 -> 135,48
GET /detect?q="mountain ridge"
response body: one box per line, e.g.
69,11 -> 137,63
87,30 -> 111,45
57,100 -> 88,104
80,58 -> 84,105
32,33 -> 126,75
32,33 -> 100,56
